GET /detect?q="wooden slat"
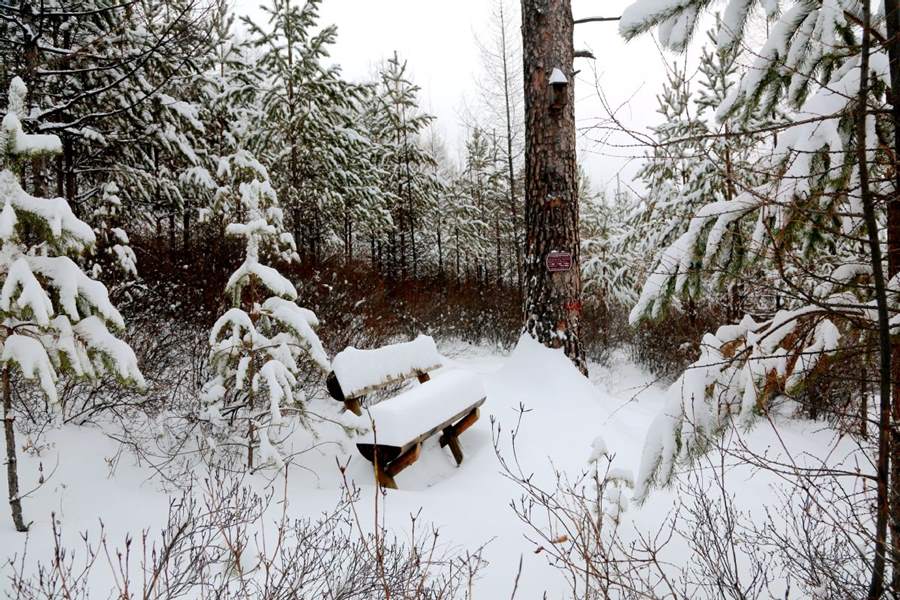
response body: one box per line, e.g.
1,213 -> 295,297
384,443 -> 422,477
326,372 -> 345,402
338,364 -> 443,401
402,397 -> 486,451
357,442 -> 402,464
357,397 -> 486,489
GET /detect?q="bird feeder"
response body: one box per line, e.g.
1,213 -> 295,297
548,67 -> 568,112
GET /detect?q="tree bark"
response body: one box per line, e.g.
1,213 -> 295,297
520,0 -> 587,374
858,3 -> 889,595
182,202 -> 191,258
498,2 -> 524,296
883,0 -> 900,591
3,366 -> 28,532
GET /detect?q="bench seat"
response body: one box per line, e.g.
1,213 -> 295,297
357,370 -> 484,447
355,370 -> 486,488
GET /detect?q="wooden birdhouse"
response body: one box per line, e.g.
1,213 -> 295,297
548,67 -> 568,112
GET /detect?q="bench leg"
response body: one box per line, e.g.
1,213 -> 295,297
375,462 -> 397,489
441,430 -> 464,465
375,443 -> 422,490
439,407 -> 480,466
344,398 -> 362,416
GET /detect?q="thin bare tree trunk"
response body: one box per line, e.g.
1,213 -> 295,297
498,2 -> 524,297
437,226 -> 444,276
858,4 -> 890,594
520,0 -> 586,374
183,201 -> 191,258
881,0 -> 900,590
3,366 -> 28,532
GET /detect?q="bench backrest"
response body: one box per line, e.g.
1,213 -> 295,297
327,334 -> 443,402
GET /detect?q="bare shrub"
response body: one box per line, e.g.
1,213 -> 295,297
5,467 -> 485,599
493,408 -> 877,599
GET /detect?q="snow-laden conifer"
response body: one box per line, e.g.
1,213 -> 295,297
201,174 -> 329,470
244,0 -> 388,264
366,53 -> 444,279
580,184 -> 640,312
1,78 -> 144,531
620,1 -> 889,500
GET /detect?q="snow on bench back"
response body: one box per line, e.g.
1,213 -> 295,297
331,335 -> 443,399
357,370 -> 485,448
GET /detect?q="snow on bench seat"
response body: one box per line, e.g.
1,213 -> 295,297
357,370 -> 485,448
332,335 -> 443,399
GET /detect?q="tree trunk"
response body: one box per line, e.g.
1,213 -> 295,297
168,212 -> 176,255
63,137 -> 77,207
182,202 -> 191,259
495,213 -> 503,287
437,226 -> 444,276
455,226 -> 461,285
499,2 -> 525,297
520,0 -> 586,374
884,0 -> 900,591
858,3 -> 890,595
3,366 -> 28,532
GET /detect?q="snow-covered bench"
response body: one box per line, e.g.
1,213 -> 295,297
326,335 -> 444,415
325,336 -> 486,489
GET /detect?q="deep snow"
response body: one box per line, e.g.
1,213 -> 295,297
0,335 -> 863,597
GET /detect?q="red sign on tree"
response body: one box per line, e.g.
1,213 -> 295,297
546,251 -> 573,272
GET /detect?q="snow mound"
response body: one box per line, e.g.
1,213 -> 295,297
492,334 -> 604,408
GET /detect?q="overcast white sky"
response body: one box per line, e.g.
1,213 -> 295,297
234,0 -> 684,196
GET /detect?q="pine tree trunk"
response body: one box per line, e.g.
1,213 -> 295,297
859,4 -> 890,595
437,227 -> 444,276
182,202 -> 191,258
345,212 -> 353,264
495,213 -> 503,287
168,212 -> 176,254
884,0 -> 900,591
455,226 -> 461,285
499,3 -> 525,297
3,366 -> 27,532
520,0 -> 586,374
55,151 -> 64,199
63,137 -> 76,206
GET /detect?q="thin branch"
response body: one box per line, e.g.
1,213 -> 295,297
574,16 -> 621,25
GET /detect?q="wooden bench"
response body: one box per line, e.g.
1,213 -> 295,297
326,335 -> 444,416
325,337 -> 486,489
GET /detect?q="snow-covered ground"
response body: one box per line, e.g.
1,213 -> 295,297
0,336 -> 858,597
